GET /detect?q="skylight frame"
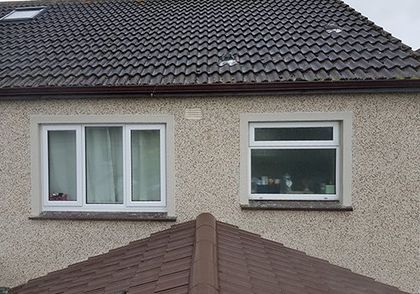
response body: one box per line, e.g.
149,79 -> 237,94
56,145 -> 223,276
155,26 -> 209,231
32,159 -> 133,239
0,6 -> 46,21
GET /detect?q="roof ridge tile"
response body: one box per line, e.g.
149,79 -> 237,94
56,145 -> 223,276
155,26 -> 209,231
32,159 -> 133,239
190,213 -> 219,294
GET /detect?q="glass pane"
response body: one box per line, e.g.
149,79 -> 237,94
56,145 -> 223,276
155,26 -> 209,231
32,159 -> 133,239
5,9 -> 42,20
255,127 -> 333,141
131,130 -> 161,201
85,127 -> 123,204
251,149 -> 336,194
48,130 -> 77,201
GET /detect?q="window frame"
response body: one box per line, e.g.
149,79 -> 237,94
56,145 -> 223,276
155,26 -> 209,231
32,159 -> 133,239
41,125 -> 83,208
249,121 -> 340,201
250,121 -> 339,146
240,112 -> 352,208
125,124 -> 166,208
31,115 -> 175,217
80,124 -> 126,210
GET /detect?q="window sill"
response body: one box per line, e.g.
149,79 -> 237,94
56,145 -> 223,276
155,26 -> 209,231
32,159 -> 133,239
241,200 -> 353,211
29,211 -> 176,221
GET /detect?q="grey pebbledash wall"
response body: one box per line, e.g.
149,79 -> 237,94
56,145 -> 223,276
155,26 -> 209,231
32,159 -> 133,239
0,93 -> 418,293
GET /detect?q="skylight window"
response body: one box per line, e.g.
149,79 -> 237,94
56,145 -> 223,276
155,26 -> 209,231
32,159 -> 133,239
1,7 -> 45,21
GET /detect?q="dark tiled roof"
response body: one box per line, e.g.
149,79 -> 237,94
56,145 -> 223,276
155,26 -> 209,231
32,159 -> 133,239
10,213 -> 408,294
0,0 -> 419,92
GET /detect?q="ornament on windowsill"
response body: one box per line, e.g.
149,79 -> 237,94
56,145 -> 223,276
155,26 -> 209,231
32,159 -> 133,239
49,193 -> 68,201
281,173 -> 293,193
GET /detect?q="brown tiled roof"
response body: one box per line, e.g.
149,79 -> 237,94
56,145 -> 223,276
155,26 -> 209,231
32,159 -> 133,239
0,0 -> 419,94
9,213 -> 408,294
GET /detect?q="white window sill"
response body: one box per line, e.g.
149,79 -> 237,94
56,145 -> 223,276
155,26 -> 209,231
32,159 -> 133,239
29,211 -> 176,221
241,200 -> 353,211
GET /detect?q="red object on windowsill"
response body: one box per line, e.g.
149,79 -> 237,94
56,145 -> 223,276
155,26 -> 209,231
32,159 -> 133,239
49,193 -> 68,201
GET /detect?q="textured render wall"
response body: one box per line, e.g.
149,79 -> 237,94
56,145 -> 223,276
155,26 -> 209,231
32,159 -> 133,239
0,93 -> 419,293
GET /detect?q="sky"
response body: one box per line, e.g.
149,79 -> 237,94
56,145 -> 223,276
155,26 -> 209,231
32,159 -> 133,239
0,0 -> 418,50
344,0 -> 420,50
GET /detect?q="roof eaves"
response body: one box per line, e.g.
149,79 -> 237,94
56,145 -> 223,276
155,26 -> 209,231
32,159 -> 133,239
1,79 -> 420,98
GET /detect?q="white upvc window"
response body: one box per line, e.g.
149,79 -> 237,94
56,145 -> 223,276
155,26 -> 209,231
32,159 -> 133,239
240,112 -> 352,206
249,121 -> 340,201
40,123 -> 166,212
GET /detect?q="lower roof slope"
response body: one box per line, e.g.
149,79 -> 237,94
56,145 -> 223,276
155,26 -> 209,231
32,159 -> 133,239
0,0 -> 419,94
10,213 -> 408,294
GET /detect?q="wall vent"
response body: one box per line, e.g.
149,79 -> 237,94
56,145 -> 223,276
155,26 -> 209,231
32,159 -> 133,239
184,108 -> 203,120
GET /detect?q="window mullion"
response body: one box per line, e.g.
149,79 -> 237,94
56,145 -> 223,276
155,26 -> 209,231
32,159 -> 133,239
41,126 -> 49,208
123,125 -> 130,208
81,125 -> 86,208
160,125 -> 166,207
76,125 -> 83,207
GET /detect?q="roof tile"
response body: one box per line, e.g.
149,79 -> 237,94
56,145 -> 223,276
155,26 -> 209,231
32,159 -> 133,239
0,0 -> 419,91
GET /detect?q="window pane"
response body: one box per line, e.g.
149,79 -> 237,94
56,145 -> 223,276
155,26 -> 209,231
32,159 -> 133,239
251,149 -> 336,194
255,127 -> 333,141
85,127 -> 123,204
131,130 -> 161,201
48,130 -> 77,201
4,9 -> 42,20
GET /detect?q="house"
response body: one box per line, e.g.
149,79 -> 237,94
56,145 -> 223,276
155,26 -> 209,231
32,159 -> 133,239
6,213 -> 410,293
0,0 -> 419,292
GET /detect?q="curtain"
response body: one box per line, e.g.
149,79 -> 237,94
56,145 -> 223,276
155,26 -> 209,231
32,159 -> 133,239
85,127 -> 123,204
131,130 -> 161,201
48,130 -> 77,201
